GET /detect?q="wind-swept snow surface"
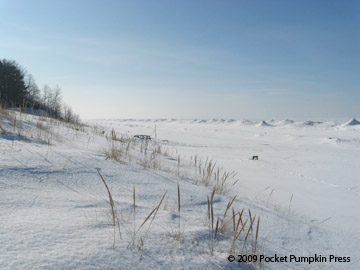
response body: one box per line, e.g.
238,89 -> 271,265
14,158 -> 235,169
1,113 -> 359,269
90,118 -> 360,267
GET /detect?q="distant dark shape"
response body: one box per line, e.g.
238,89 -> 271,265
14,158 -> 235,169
252,156 -> 259,160
134,135 -> 151,140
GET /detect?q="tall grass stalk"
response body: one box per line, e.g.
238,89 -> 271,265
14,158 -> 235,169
130,191 -> 167,247
96,169 -> 117,249
253,216 -> 260,254
207,187 -> 217,255
241,215 -> 256,255
133,184 -> 136,245
177,183 -> 181,239
142,191 -> 167,241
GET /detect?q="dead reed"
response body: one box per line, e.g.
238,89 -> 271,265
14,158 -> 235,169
96,168 -> 117,249
129,191 -> 167,247
177,183 -> 181,239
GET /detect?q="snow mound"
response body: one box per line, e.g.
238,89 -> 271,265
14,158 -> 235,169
256,120 -> 273,127
294,120 -> 318,127
281,119 -> 294,125
320,121 -> 338,128
343,118 -> 360,126
225,119 -> 236,124
206,119 -> 219,124
302,121 -> 315,126
241,119 -> 253,125
154,119 -> 167,122
275,119 -> 295,126
197,119 -> 207,123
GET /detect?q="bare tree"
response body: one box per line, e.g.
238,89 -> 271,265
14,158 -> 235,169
25,74 -> 40,105
51,85 -> 62,118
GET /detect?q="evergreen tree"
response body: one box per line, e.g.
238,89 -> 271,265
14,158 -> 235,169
0,59 -> 28,106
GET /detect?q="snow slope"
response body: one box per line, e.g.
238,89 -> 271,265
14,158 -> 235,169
1,112 -> 359,270
90,118 -> 360,267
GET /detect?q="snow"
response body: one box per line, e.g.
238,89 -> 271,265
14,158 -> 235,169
256,121 -> 273,127
1,112 -> 359,269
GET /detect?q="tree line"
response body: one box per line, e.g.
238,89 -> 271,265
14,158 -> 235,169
0,58 -> 79,123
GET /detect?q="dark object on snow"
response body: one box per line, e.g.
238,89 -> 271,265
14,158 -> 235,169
134,135 -> 151,140
252,156 -> 259,160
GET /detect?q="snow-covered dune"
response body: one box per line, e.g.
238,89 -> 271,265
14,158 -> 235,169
1,112 -> 359,270
90,118 -> 360,264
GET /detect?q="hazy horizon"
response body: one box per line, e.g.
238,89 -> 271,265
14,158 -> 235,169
85,117 -> 359,123
1,0 -> 359,119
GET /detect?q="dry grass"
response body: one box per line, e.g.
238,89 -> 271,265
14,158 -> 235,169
0,103 -> 10,116
129,190 -> 167,247
266,188 -> 274,204
93,165 -> 261,266
253,216 -> 260,254
105,143 -> 122,162
39,115 -> 47,122
133,184 -> 136,245
288,193 -> 294,214
219,194 -> 237,231
6,113 -> 262,260
98,127 -> 263,264
204,188 -> 262,265
207,187 -> 217,255
103,128 -> 239,194
96,169 -> 118,249
193,156 -> 239,192
177,183 -> 181,240
0,108 -> 84,145
36,121 -> 50,131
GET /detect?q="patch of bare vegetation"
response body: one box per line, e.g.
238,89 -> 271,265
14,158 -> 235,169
95,172 -> 262,269
104,129 -> 239,193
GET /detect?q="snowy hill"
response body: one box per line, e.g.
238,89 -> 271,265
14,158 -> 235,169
256,120 -> 273,127
1,112 -> 359,270
343,118 -> 360,126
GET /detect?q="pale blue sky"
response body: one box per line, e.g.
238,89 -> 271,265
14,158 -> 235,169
1,0 -> 359,119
